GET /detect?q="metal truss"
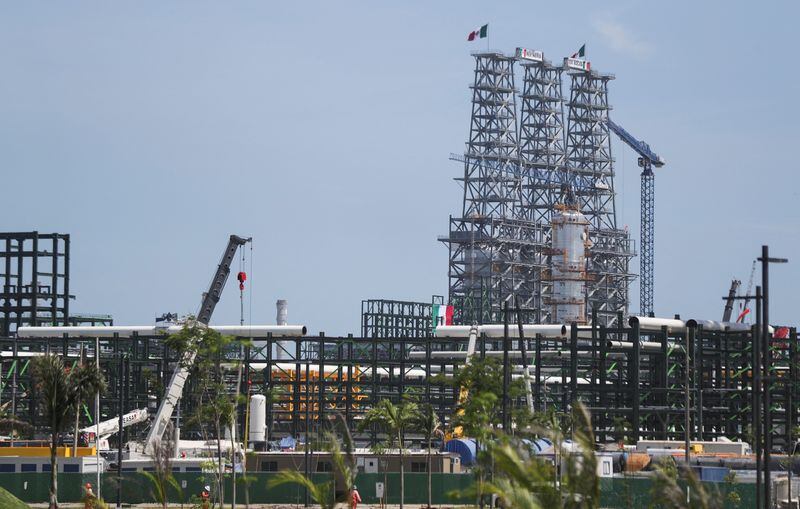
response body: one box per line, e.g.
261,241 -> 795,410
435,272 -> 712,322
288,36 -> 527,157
1,323 -> 797,451
443,215 -> 545,325
1,232 -> 72,336
517,58 -> 568,324
361,297 -> 444,338
564,70 -> 635,326
461,52 -> 522,220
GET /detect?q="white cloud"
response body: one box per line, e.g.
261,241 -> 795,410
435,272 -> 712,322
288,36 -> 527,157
594,18 -> 653,58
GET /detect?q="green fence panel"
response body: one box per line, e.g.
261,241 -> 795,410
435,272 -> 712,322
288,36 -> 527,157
0,471 -> 759,506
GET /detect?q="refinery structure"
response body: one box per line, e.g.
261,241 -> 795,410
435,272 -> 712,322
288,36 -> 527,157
0,48 -> 797,506
443,50 -> 634,328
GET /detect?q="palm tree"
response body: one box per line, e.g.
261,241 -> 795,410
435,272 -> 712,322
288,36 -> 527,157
70,362 -> 107,455
32,354 -> 79,509
268,414 -> 356,509
414,404 -> 442,509
484,402 -> 599,509
360,399 -> 418,509
0,401 -> 32,438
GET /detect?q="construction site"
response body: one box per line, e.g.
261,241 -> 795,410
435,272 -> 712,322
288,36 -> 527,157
1,48 -> 797,508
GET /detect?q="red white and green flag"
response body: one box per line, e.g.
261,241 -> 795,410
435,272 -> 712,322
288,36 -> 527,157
571,44 -> 586,58
432,304 -> 454,329
467,24 -> 488,41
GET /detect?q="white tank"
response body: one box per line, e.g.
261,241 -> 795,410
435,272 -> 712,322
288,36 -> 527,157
248,394 -> 267,443
550,207 -> 589,324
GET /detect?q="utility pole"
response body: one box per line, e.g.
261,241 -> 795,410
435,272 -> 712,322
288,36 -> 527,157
758,245 -> 788,509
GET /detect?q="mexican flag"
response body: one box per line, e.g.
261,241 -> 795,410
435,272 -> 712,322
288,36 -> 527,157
467,24 -> 488,41
432,304 -> 454,329
571,44 -> 586,58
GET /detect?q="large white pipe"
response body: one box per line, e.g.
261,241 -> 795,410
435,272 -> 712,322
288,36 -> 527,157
630,316 -> 767,335
685,319 -> 757,333
16,324 -> 307,338
629,316 -> 687,333
435,324 -> 569,338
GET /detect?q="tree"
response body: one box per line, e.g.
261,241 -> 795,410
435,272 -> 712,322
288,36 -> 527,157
141,421 -> 182,509
70,361 -> 107,456
648,456 -> 728,509
165,321 -> 249,507
268,415 -> 356,509
32,354 -> 79,509
484,402 -> 600,509
414,404 -> 442,509
0,402 -> 32,438
359,399 -> 418,509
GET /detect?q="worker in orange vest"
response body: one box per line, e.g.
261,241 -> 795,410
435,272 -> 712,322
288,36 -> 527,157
350,485 -> 362,509
83,483 -> 95,509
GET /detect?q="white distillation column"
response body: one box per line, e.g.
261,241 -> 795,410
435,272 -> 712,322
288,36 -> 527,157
550,207 -> 590,324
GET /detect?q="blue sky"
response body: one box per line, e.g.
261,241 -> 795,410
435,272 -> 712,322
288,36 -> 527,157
2,1 -> 798,334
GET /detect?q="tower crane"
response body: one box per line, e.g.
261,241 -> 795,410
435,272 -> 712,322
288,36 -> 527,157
606,119 -> 665,316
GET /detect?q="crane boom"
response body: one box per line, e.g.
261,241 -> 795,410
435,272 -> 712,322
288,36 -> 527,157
722,280 -> 741,322
606,119 -> 664,316
81,409 -> 148,439
606,120 -> 665,167
144,235 -> 251,453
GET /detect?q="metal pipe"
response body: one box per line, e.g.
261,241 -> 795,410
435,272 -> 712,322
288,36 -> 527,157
605,340 -> 682,352
629,316 -> 687,333
16,324 -> 307,338
435,324 -> 568,338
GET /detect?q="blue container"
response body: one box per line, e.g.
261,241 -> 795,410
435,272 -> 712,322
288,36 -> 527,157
699,466 -> 729,482
444,438 -> 478,466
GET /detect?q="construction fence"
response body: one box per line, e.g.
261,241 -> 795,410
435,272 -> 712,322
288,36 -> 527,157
0,472 -> 756,507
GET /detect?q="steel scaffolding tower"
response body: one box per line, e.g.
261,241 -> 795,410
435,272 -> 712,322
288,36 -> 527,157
0,232 -> 72,336
564,68 -> 635,326
444,52 -> 544,324
517,56 -> 568,324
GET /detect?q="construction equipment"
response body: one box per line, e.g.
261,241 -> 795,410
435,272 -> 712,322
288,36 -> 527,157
722,280 -> 741,322
143,235 -> 251,453
606,119 -> 665,316
81,409 -> 148,450
737,260 -> 758,323
445,326 -> 478,440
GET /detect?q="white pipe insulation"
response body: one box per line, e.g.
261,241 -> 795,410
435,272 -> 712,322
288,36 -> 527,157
16,324 -> 307,338
630,316 -> 769,334
435,324 -> 569,338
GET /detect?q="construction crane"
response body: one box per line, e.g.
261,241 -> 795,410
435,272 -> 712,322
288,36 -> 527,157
144,235 -> 251,453
722,280 -> 741,322
737,260 -> 758,323
81,409 -> 148,451
606,119 -> 665,316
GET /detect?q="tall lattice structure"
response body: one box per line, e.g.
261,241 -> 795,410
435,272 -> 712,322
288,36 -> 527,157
564,68 -> 635,326
443,52 -> 544,325
517,57 -> 568,323
1,232 -> 72,336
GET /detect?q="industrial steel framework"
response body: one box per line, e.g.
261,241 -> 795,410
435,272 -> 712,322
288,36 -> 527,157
444,52 -> 544,324
640,167 -> 655,314
517,57 -> 568,324
0,232 -> 72,336
564,69 -> 635,326
445,53 -> 636,327
361,296 -> 444,338
3,321 -> 796,452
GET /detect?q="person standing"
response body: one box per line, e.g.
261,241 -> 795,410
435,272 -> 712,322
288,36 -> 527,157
83,483 -> 95,509
350,485 -> 362,509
